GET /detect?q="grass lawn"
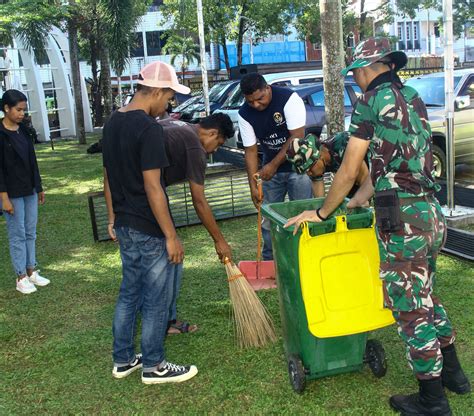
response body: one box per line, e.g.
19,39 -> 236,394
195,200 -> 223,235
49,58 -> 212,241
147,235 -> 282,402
0,139 -> 473,415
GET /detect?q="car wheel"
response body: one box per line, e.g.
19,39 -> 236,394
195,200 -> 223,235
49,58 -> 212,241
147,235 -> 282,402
432,144 -> 446,178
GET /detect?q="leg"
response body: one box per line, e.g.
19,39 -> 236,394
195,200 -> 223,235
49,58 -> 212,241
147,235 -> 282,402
4,196 -> 27,277
287,172 -> 313,201
261,173 -> 287,260
135,231 -> 173,371
112,227 -> 144,367
168,262 -> 183,323
24,192 -> 38,274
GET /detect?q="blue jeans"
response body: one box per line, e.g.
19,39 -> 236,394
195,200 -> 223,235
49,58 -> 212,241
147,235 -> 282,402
262,172 -> 312,260
113,227 -> 175,372
4,192 -> 38,276
168,262 -> 183,323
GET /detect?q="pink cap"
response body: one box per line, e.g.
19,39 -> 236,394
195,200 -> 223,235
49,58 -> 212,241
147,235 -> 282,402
137,61 -> 191,94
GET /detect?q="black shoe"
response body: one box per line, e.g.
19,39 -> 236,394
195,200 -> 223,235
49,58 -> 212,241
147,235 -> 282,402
141,361 -> 198,384
441,344 -> 471,394
112,354 -> 143,379
389,378 -> 452,416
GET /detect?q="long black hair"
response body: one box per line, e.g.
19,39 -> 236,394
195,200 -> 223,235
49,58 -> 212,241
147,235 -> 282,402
1,89 -> 28,113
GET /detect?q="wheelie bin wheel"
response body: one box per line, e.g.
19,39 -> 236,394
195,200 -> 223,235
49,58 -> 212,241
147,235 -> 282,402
365,339 -> 387,378
288,355 -> 306,393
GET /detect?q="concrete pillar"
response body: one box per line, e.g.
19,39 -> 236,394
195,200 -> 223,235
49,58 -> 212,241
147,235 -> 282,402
15,38 -> 50,142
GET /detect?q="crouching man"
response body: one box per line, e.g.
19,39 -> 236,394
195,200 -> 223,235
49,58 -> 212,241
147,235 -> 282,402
159,113 -> 235,334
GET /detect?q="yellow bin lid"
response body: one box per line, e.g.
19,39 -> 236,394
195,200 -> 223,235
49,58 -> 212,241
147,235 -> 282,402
299,215 -> 394,338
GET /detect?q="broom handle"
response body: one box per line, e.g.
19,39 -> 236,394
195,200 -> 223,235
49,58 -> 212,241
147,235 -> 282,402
253,173 -> 263,280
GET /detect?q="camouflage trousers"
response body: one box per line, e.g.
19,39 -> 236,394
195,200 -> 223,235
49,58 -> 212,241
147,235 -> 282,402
376,196 -> 456,379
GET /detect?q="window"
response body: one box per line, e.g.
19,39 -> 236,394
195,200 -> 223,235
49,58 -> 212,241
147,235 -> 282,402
398,23 -> 403,41
130,32 -> 144,57
413,22 -> 419,40
310,89 -> 325,106
146,31 -> 161,56
406,23 -> 411,41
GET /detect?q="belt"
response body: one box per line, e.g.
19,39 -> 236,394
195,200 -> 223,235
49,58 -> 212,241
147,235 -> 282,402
399,194 -> 435,205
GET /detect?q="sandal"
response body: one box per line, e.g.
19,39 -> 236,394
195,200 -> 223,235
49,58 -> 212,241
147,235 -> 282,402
167,320 -> 198,334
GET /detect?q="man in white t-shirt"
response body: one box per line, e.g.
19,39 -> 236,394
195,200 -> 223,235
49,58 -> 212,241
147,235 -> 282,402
238,73 -> 312,260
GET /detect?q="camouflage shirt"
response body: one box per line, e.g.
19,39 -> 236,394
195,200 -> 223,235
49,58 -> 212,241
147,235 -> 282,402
349,74 -> 439,195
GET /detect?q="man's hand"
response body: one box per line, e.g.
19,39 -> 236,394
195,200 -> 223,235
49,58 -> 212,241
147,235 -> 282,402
215,239 -> 232,263
107,224 -> 117,241
166,236 -> 184,264
250,186 -> 263,209
284,209 -> 321,235
259,162 -> 277,181
38,191 -> 45,205
2,197 -> 14,215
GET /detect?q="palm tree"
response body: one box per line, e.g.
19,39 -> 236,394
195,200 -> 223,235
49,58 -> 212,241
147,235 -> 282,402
162,34 -> 200,82
0,0 -> 66,62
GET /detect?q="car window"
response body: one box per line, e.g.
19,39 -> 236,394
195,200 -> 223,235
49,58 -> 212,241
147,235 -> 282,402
310,88 -> 353,107
405,75 -> 462,107
208,82 -> 234,103
459,76 -> 474,99
299,77 -> 324,84
272,80 -> 291,87
222,86 -> 245,109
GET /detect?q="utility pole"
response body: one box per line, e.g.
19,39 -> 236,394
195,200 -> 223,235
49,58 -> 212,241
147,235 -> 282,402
320,0 -> 345,136
68,0 -> 86,144
196,0 -> 210,116
443,0 -> 455,211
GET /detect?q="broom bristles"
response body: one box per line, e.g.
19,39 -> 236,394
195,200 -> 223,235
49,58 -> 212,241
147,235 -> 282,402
225,261 -> 277,349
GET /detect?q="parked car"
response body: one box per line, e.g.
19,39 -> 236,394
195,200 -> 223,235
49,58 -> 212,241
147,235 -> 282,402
215,69 -> 324,147
170,80 -> 240,123
290,81 -> 361,137
404,69 -> 474,177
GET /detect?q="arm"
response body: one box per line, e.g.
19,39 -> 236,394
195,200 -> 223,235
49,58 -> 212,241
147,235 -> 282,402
238,114 -> 262,207
347,175 -> 374,209
312,179 -> 325,197
0,139 -> 13,214
284,136 -> 370,234
189,181 -> 231,262
143,169 -> 184,264
244,144 -> 262,208
103,168 -> 116,241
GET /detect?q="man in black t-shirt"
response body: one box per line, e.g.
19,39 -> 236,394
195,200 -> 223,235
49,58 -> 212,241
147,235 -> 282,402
102,61 -> 197,385
158,113 -> 235,334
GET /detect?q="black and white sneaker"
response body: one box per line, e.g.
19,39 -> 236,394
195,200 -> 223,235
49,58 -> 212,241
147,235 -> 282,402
112,354 -> 143,379
142,361 -> 198,384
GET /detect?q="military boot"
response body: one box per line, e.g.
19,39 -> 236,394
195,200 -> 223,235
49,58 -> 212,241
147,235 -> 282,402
389,378 -> 452,416
441,344 -> 471,394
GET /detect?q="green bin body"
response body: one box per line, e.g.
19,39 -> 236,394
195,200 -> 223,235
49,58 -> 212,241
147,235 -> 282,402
261,198 -> 375,383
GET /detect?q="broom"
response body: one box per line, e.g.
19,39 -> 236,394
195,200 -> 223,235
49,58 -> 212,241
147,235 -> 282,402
224,258 -> 277,349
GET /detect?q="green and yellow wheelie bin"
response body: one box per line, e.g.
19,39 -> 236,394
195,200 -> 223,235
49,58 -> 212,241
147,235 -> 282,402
261,198 -> 394,393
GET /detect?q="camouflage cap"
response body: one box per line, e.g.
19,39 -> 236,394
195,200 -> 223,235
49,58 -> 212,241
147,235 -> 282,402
286,134 -> 320,174
341,37 -> 407,77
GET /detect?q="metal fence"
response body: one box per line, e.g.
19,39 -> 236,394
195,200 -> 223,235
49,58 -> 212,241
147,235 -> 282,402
88,168 -> 255,242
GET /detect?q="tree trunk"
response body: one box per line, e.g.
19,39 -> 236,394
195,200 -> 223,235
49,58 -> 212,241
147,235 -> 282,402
237,17 -> 245,66
89,33 -> 102,126
68,0 -> 86,144
320,0 -> 345,137
359,0 -> 367,40
220,34 -> 231,75
100,46 -> 113,121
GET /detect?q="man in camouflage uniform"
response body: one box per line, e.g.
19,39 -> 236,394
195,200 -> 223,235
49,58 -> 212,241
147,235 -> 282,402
285,37 -> 470,415
286,132 -> 368,197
